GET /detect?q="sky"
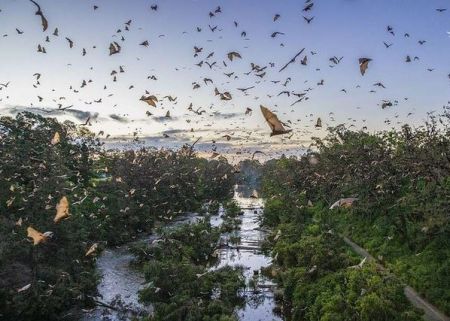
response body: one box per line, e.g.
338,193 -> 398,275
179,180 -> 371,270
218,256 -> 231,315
0,0 -> 449,158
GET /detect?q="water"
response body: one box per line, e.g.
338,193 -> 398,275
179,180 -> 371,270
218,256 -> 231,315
81,247 -> 150,321
82,214 -> 200,321
82,185 -> 281,321
215,186 -> 282,321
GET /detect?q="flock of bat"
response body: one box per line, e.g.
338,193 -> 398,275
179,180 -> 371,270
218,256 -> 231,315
0,0 -> 449,152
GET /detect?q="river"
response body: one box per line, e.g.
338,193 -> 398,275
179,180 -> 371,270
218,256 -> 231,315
82,185 -> 281,321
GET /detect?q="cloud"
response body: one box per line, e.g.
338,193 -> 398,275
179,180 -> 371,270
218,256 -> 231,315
160,128 -> 215,135
103,134 -> 190,151
101,130 -> 309,163
26,107 -> 312,160
152,115 -> 179,123
210,112 -> 243,119
160,129 -> 189,135
2,106 -> 99,121
109,114 -> 129,123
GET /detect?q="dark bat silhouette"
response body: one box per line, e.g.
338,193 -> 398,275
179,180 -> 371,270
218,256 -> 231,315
279,48 -> 305,72
29,0 -> 48,31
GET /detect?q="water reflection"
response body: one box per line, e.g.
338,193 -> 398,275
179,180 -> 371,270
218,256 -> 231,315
215,185 -> 282,321
83,185 -> 281,321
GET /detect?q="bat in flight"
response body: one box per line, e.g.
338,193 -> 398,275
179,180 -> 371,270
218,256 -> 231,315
29,0 -> 48,31
260,105 -> 292,136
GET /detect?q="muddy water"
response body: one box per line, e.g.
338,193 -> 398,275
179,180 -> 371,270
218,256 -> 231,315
83,186 -> 281,321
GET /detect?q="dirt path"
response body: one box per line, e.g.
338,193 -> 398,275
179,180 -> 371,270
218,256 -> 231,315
341,236 -> 450,321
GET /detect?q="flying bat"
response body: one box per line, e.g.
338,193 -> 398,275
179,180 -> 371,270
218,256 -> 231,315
54,196 -> 70,223
260,105 -> 292,136
29,0 -> 48,32
359,58 -> 372,76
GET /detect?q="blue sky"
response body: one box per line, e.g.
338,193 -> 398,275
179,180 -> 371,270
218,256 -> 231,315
0,0 -> 449,154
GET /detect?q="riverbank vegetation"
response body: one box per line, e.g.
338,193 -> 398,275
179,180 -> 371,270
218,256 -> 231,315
134,219 -> 246,321
261,111 -> 450,319
0,113 -> 236,321
2,110 -> 448,321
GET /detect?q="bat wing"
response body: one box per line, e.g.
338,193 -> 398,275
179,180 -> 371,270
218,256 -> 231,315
40,13 -> 48,31
85,243 -> 98,256
29,0 -> 48,31
51,132 -> 60,145
27,227 -> 46,245
359,58 -> 371,76
260,105 -> 289,134
54,196 -> 70,223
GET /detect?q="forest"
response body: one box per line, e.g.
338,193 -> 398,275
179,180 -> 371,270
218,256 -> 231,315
1,111 -> 449,321
1,0 -> 449,320
0,113 -> 236,320
261,109 -> 450,320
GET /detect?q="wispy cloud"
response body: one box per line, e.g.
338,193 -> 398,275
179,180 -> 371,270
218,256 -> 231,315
210,112 -> 243,119
152,115 -> 179,123
109,114 -> 129,123
2,106 -> 99,121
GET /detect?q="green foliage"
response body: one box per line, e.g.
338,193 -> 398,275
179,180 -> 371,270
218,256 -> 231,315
0,113 -> 101,320
293,264 -> 422,321
219,200 -> 242,233
0,113 -> 237,320
265,207 -> 423,320
92,146 -> 235,245
260,116 -> 450,318
235,159 -> 262,188
223,200 -> 240,218
137,221 -> 245,321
